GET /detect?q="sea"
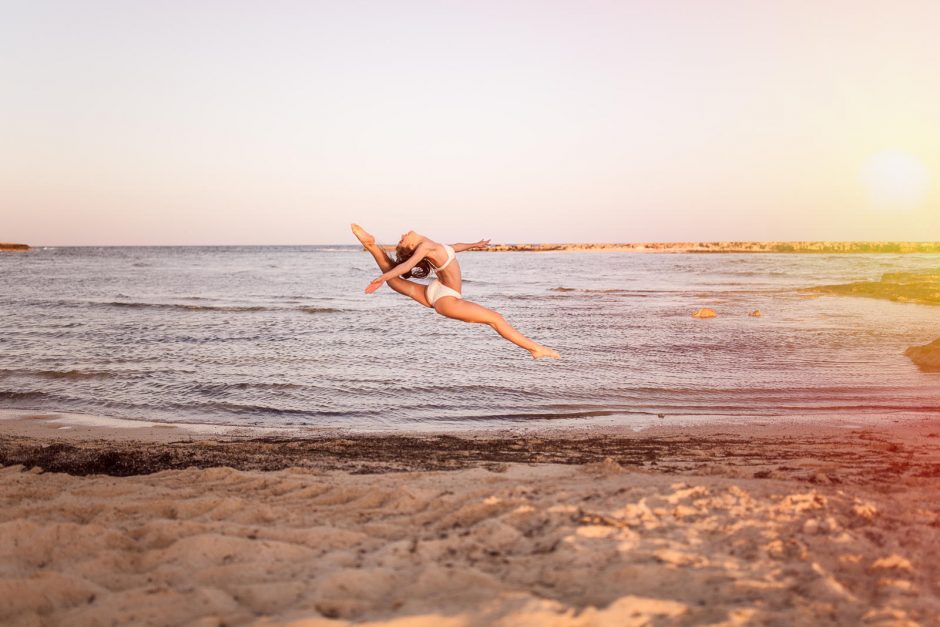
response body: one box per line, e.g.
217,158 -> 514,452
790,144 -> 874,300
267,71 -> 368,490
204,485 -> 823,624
1,246 -> 938,431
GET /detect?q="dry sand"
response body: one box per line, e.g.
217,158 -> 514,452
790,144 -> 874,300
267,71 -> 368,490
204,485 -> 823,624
2,414 -> 939,626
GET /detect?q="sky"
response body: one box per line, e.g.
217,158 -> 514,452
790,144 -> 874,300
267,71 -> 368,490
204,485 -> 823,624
2,0 -> 940,245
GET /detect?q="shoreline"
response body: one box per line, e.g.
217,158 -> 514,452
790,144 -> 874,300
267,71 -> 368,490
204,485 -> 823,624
1,406 -> 934,441
3,414 -> 939,624
2,411 -> 939,479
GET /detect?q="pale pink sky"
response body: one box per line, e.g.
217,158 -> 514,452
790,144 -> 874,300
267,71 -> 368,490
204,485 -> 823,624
2,1 -> 939,245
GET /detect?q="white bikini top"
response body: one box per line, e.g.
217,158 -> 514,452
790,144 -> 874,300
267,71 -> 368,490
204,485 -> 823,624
429,244 -> 456,273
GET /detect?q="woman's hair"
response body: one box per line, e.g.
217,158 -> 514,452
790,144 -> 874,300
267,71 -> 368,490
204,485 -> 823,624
395,245 -> 432,279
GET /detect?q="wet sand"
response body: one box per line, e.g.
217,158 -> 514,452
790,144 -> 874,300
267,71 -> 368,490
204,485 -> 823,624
2,414 -> 940,625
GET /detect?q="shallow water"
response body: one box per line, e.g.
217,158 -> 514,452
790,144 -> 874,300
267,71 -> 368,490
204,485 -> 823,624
2,247 -> 939,430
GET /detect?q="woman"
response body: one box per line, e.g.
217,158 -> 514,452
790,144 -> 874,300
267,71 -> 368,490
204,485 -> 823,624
352,224 -> 560,359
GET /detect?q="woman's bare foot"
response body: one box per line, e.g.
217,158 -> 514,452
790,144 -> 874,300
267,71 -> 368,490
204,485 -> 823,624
530,345 -> 560,360
350,223 -> 375,248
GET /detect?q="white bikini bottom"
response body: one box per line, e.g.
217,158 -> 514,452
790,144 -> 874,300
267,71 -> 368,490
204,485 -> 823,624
426,279 -> 462,306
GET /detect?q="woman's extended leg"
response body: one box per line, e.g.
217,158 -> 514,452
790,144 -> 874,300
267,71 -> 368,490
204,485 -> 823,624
351,224 -> 431,307
433,297 -> 560,359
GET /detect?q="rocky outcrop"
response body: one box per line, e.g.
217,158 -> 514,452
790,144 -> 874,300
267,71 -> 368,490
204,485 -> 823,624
480,242 -> 940,254
691,308 -> 717,319
0,243 -> 30,252
905,339 -> 940,372
380,242 -> 940,254
809,270 -> 940,306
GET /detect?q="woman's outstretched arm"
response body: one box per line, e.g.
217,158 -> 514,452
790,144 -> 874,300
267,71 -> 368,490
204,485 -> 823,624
365,243 -> 431,293
451,239 -> 491,253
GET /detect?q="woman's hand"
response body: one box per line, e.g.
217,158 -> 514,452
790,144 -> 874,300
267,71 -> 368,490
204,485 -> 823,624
475,238 -> 491,249
365,277 -> 385,294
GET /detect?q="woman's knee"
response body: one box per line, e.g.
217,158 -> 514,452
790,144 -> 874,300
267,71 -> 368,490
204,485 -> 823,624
485,312 -> 506,328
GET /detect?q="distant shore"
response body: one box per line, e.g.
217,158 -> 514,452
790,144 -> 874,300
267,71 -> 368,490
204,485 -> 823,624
5,242 -> 940,253
381,241 -> 940,254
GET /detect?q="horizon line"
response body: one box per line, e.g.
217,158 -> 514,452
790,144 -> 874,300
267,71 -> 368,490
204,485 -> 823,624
9,240 -> 940,248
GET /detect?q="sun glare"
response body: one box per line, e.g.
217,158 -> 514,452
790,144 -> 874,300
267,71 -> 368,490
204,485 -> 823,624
861,150 -> 931,211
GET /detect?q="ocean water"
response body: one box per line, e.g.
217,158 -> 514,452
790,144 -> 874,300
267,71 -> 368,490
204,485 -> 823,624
1,246 -> 939,431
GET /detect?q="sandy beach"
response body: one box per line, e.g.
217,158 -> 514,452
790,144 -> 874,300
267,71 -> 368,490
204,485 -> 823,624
2,414 -> 939,626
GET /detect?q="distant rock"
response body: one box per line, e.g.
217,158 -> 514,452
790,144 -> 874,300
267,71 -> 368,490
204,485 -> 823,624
0,243 -> 30,252
691,308 -> 717,319
905,339 -> 940,372
749,310 -> 762,317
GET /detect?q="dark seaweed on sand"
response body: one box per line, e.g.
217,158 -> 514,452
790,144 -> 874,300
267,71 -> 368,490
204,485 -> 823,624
2,431 -> 938,485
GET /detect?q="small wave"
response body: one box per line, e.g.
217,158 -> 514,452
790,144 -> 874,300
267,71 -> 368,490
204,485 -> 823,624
0,390 -> 48,401
165,400 -> 382,418
0,368 -> 110,380
99,301 -> 270,313
229,381 -> 306,391
427,409 -> 635,422
180,305 -> 270,312
181,381 -> 308,395
550,287 -> 644,294
84,301 -> 344,314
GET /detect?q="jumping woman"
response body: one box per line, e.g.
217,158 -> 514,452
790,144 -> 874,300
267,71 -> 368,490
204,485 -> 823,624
352,224 -> 560,359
